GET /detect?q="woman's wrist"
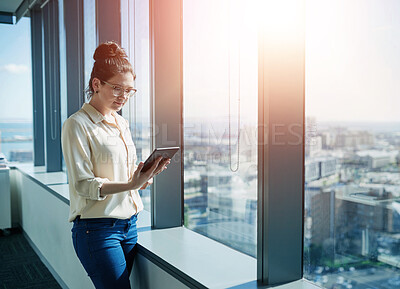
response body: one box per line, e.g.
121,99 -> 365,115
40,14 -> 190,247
100,181 -> 133,197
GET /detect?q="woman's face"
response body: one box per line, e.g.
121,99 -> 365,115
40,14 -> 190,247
92,72 -> 135,113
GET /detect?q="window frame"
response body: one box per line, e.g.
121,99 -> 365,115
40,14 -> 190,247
43,0 -> 62,172
31,0 -> 306,285
150,0 -> 183,229
150,0 -> 305,285
31,7 -> 45,166
257,0 -> 305,284
63,0 -> 85,118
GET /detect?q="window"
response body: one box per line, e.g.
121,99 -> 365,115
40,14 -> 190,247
121,0 -> 152,212
83,0 -> 96,103
59,0 -> 67,171
0,18 -> 33,163
304,0 -> 400,287
183,0 -> 258,257
59,0 -> 67,123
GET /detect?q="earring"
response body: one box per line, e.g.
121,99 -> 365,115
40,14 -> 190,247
95,91 -> 99,94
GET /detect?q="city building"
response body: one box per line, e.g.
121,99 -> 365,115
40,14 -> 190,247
356,150 -> 397,170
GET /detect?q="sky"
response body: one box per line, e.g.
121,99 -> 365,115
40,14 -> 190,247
183,0 -> 258,123
0,17 -> 32,122
186,0 -> 400,123
305,0 -> 400,122
0,1 -> 399,123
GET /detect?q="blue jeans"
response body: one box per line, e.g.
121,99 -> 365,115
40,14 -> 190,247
72,214 -> 138,289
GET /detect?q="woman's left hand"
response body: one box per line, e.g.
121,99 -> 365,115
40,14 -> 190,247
151,158 -> 171,177
140,178 -> 153,190
138,158 -> 171,190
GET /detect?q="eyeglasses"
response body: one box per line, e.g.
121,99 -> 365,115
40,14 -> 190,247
101,80 -> 137,98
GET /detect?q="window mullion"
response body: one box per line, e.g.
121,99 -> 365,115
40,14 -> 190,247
257,0 -> 305,285
150,0 -> 183,229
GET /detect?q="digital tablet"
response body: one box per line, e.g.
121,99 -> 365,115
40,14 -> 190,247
141,147 -> 180,173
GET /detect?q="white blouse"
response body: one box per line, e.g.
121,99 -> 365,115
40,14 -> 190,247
61,102 -> 143,222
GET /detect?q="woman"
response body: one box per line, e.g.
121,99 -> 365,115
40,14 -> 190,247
61,41 -> 170,289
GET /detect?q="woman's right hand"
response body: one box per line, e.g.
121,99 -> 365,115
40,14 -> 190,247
128,156 -> 165,190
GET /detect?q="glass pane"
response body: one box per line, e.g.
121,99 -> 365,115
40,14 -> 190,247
183,0 -> 258,257
122,0 -> 152,212
84,0 -> 96,103
304,0 -> 400,287
0,18 -> 33,164
59,0 -> 67,123
59,0 -> 67,171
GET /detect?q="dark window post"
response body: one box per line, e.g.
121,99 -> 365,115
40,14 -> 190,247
257,0 -> 305,285
150,0 -> 183,228
31,8 -> 45,166
64,0 -> 85,116
95,0 -> 121,115
43,0 -> 62,172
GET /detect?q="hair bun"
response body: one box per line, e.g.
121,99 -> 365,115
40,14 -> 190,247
93,41 -> 127,61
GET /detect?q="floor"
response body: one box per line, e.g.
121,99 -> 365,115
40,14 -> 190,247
0,228 -> 61,289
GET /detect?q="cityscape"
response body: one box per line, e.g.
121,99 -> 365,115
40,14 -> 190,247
183,119 -> 257,257
304,117 -> 400,289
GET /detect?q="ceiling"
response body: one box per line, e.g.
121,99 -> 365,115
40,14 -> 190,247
0,0 -> 24,14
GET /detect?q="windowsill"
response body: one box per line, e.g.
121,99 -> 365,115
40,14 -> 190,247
136,226 -> 256,288
10,163 -> 320,289
10,163 -> 70,204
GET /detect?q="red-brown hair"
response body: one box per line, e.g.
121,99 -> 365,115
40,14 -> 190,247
86,41 -> 136,100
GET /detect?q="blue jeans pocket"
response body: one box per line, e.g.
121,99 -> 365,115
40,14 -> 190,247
86,219 -> 117,231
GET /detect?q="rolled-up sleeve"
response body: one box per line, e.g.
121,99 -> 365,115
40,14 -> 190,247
61,118 -> 109,201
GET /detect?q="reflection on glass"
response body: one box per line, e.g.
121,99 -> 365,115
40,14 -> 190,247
122,0 -> 152,211
183,0 -> 258,257
59,0 -> 67,171
304,0 -> 400,288
84,0 -> 96,102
